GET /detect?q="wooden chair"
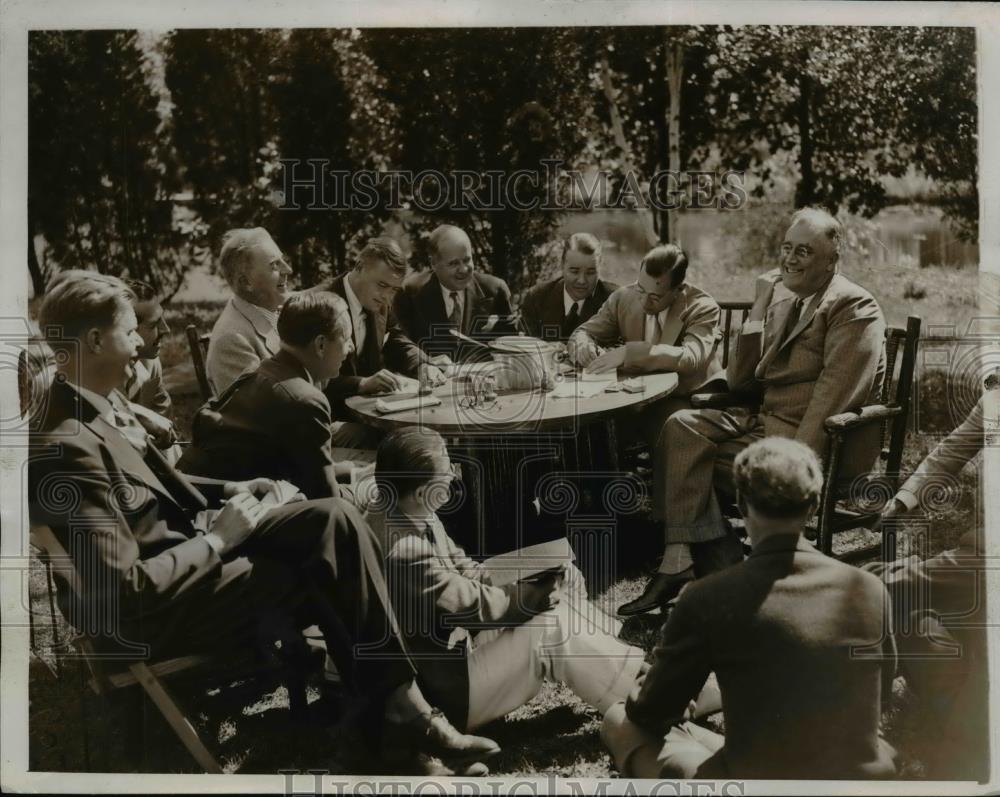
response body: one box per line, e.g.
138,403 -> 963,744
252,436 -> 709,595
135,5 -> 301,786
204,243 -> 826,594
185,324 -> 213,402
717,301 -> 753,370
691,315 -> 922,563
28,523 -> 314,773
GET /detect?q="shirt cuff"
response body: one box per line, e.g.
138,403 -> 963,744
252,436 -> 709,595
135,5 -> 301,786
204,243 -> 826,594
741,320 -> 764,335
202,531 -> 226,556
895,487 -> 919,511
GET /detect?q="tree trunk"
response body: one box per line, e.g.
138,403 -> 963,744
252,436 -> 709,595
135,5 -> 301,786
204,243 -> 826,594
27,231 -> 45,296
664,37 -> 684,244
795,70 -> 816,207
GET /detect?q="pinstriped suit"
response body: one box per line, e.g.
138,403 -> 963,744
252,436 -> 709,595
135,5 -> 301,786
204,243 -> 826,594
662,272 -> 886,544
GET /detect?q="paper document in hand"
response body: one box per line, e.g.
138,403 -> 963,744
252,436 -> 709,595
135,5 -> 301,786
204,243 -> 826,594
481,538 -> 575,587
389,375 -> 422,394
261,479 -> 300,506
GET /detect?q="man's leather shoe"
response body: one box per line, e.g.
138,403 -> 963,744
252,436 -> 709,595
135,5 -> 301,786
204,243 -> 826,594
382,708 -> 500,768
617,571 -> 693,617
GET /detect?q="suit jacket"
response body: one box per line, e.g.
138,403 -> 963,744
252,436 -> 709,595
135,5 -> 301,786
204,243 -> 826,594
125,357 -> 171,416
393,271 -> 515,362
727,272 -> 886,470
178,349 -> 341,500
206,296 -> 281,396
519,277 -> 617,341
318,273 -> 428,401
365,509 -> 527,728
569,282 -> 723,396
28,380 -> 219,642
625,534 -> 897,780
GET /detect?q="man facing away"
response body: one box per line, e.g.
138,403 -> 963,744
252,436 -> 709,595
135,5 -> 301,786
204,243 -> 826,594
519,232 -> 618,341
28,271 -> 499,774
602,437 -> 897,780
393,224 -> 516,363
179,292 -> 358,501
621,208 -> 886,616
206,227 -> 291,396
365,427 -> 647,732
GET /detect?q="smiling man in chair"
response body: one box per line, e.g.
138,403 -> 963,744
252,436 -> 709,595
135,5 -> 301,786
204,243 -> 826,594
620,208 -> 886,616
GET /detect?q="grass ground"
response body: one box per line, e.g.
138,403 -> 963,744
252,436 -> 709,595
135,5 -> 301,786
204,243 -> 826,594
27,241 -> 986,777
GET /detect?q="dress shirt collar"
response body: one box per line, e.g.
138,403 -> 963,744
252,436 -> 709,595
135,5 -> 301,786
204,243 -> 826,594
441,283 -> 464,316
563,286 -> 587,316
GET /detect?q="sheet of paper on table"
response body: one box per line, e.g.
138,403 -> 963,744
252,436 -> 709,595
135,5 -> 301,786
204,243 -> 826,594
550,379 -> 610,399
446,361 -> 499,379
480,537 -> 575,587
387,375 -> 421,394
579,370 -> 617,383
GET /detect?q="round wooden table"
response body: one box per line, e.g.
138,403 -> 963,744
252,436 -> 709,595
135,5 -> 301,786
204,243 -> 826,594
346,369 -> 678,554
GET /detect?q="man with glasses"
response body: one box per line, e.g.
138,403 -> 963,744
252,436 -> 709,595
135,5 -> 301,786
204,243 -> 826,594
619,208 -> 886,616
206,227 -> 293,395
313,238 -> 446,449
394,224 -> 516,363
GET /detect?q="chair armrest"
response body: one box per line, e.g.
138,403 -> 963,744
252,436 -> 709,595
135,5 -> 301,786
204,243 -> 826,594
824,404 -> 901,433
690,391 -> 761,410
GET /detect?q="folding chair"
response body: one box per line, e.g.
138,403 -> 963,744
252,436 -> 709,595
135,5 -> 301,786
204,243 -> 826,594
28,523 -> 315,773
185,324 -> 213,402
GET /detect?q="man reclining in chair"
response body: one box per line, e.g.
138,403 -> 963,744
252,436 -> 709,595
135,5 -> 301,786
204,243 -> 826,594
620,208 -> 887,616
27,271 -> 499,775
602,437 -> 898,780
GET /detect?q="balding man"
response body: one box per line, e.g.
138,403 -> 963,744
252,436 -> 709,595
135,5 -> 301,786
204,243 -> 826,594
206,227 -> 292,395
620,208 -> 886,615
393,225 -> 515,362
603,438 -> 897,780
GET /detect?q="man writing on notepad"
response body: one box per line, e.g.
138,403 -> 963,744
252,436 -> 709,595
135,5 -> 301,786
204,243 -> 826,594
365,427 -> 646,732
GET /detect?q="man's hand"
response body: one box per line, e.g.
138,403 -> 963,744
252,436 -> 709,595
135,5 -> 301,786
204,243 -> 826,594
585,345 -> 626,374
418,363 -> 447,388
872,497 -> 908,533
567,334 -> 600,368
510,569 -> 563,618
224,478 -> 279,501
131,404 -> 178,449
359,369 -> 404,395
208,492 -> 268,553
749,271 -> 781,323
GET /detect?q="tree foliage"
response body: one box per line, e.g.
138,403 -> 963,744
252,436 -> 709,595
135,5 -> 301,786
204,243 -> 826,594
28,30 -> 189,295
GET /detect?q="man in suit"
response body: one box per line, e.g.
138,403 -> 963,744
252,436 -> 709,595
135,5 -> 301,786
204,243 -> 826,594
567,243 -> 723,399
393,224 -> 515,363
121,278 -> 172,416
316,237 -> 446,409
863,390 -> 994,779
28,271 -> 500,774
179,292 -> 358,501
519,232 -> 617,341
602,437 -> 897,780
365,427 -> 646,732
620,208 -> 886,616
206,227 -> 291,396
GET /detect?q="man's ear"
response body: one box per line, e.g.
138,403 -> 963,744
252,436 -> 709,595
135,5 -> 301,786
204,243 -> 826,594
84,327 -> 102,354
312,334 -> 327,359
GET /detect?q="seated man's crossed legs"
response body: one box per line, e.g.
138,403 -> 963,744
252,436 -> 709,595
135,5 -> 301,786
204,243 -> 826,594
466,565 -> 646,731
620,406 -> 761,616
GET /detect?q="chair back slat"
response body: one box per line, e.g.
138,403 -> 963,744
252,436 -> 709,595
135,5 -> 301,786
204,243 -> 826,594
718,301 -> 753,370
185,325 -> 213,402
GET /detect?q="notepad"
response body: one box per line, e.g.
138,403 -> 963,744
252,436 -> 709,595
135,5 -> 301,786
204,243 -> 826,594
481,538 -> 575,587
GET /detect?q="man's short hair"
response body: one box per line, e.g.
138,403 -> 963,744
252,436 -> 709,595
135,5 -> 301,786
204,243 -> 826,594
427,224 -> 467,261
121,278 -> 159,304
357,236 -> 407,277
733,437 -> 823,519
39,270 -> 136,348
276,291 -> 349,348
219,227 -> 271,287
789,207 -> 843,259
640,244 -> 688,289
375,427 -> 448,502
561,232 -> 602,266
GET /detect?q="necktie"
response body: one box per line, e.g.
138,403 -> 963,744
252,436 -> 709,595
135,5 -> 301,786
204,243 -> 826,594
110,394 -> 149,456
359,310 -> 380,373
646,313 -> 663,345
781,297 -> 804,346
449,291 -> 463,330
562,301 -> 581,338
355,309 -> 367,355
